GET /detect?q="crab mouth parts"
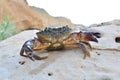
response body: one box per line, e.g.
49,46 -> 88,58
52,43 -> 61,47
47,43 -> 64,51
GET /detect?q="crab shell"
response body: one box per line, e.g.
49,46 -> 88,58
36,26 -> 71,42
36,26 -> 72,50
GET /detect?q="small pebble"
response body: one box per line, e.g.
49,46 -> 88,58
48,72 -> 53,76
19,61 -> 25,65
96,52 -> 101,55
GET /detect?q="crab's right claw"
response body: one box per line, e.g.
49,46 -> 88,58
27,53 -> 35,61
27,53 -> 45,61
20,39 -> 43,61
20,44 -> 47,61
20,47 -> 46,61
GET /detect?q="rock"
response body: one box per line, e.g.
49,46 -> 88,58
89,21 -> 120,51
0,24 -> 120,80
23,0 -> 28,5
30,6 -> 50,15
73,23 -> 120,51
90,19 -> 120,27
0,0 -> 73,32
31,6 -> 74,29
0,0 -> 44,31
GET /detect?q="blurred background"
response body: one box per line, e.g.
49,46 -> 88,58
27,0 -> 120,26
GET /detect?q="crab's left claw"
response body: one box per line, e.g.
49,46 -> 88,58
91,36 -> 98,43
84,32 -> 100,43
91,32 -> 101,38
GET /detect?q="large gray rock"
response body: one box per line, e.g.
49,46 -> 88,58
0,23 -> 120,80
89,20 -> 120,51
74,22 -> 120,51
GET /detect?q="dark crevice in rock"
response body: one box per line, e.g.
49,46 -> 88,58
48,72 -> 53,76
115,37 -> 120,43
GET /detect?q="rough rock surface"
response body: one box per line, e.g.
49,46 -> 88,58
89,20 -> 120,51
0,0 -> 43,31
0,0 -> 73,32
31,6 -> 74,29
0,23 -> 120,80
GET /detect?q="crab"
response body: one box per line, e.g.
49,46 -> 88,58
20,25 -> 100,61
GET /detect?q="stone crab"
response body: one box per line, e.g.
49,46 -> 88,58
20,25 -> 100,61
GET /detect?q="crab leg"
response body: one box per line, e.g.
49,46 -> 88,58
20,38 -> 47,61
63,42 -> 91,59
82,42 -> 92,51
75,42 -> 91,59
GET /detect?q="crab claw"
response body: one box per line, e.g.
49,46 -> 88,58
20,38 -> 48,61
27,52 -> 45,61
91,32 -> 101,38
83,32 -> 99,43
27,53 -> 35,61
91,36 -> 98,43
20,38 -> 46,61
